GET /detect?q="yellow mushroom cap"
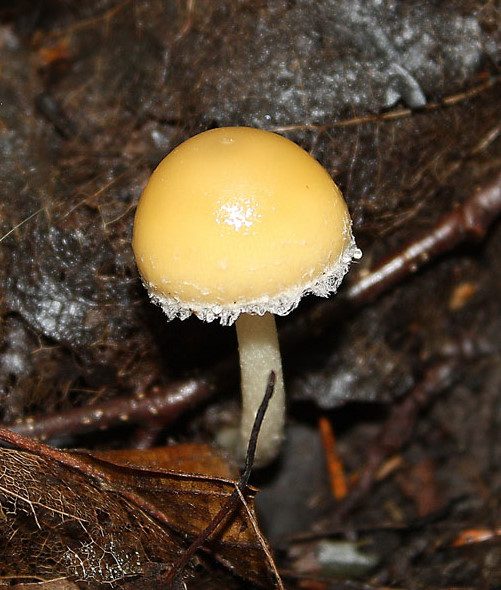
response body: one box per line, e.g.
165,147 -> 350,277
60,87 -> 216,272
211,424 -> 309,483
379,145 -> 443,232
133,127 -> 360,325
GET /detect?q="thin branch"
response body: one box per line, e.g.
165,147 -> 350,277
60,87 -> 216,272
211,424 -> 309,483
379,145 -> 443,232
347,171 -> 501,303
337,357 -> 459,517
7,379 -> 214,440
165,372 -> 280,588
273,74 -> 500,132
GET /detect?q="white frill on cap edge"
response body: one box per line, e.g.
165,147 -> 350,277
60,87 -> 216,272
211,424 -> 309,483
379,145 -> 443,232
145,224 -> 362,327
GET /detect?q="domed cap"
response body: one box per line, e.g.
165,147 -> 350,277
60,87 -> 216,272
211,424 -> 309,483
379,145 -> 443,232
133,127 -> 361,325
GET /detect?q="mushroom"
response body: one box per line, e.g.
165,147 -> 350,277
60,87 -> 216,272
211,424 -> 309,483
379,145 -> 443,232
132,127 -> 360,465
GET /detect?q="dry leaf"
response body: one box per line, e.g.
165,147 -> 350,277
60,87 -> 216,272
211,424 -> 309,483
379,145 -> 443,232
0,430 -> 277,589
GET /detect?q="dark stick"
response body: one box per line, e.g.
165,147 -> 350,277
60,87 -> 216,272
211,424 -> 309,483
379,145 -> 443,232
165,371 -> 276,588
7,379 -> 213,440
348,171 -> 501,303
337,358 -> 459,517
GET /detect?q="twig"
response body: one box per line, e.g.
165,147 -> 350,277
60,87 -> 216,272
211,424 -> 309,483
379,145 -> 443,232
347,171 -> 501,303
7,379 -> 214,441
318,416 -> 349,500
165,372 -> 283,588
273,74 -> 500,132
337,358 -> 459,517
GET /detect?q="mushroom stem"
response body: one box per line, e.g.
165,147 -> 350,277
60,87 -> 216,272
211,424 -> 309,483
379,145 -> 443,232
235,312 -> 285,466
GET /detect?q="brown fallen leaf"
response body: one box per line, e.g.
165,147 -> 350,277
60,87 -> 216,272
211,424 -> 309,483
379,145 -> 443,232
0,429 -> 278,589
